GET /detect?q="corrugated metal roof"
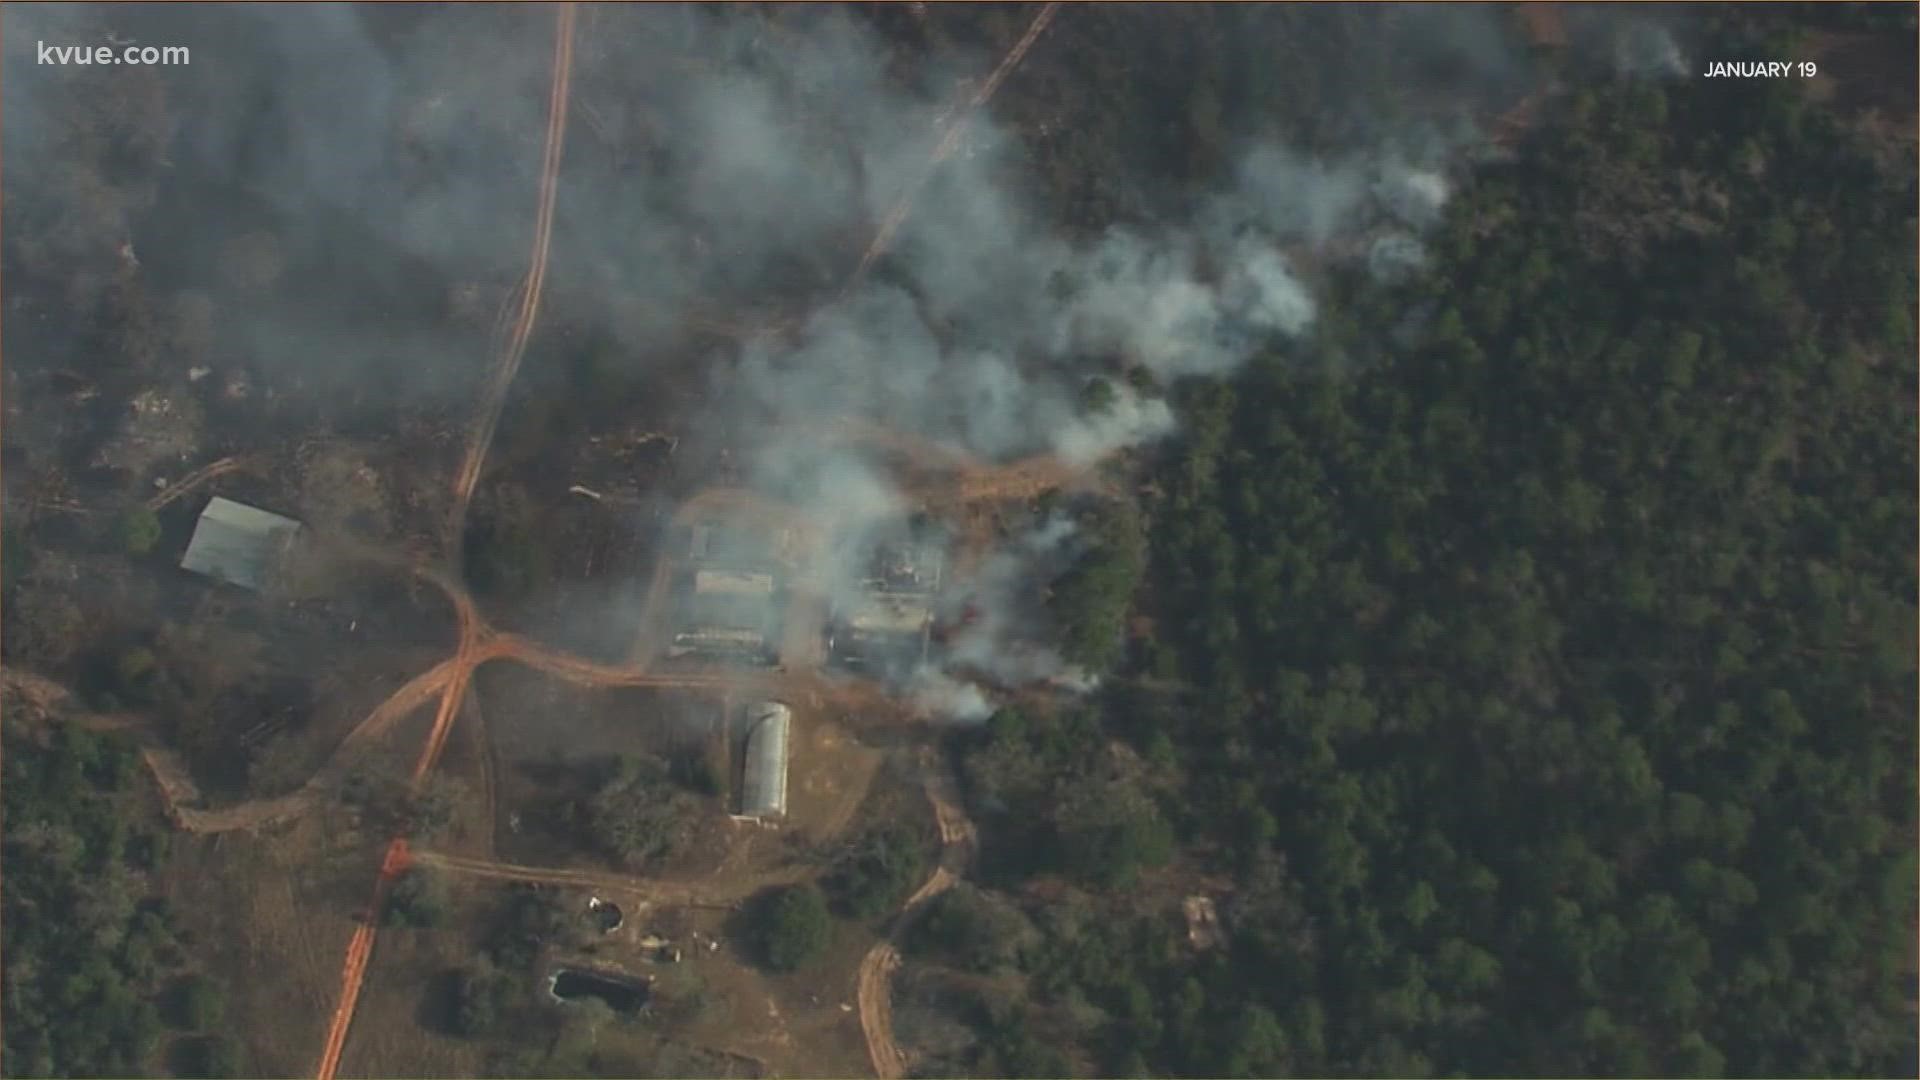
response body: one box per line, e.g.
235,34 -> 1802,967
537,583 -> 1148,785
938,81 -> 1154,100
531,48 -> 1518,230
694,569 -> 774,596
739,702 -> 790,820
846,593 -> 933,634
687,591 -> 775,633
180,496 -> 302,591
871,541 -> 944,592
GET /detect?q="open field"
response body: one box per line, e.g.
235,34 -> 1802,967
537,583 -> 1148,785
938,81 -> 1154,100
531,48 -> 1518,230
4,5 -> 1089,1077
335,919 -> 491,1080
153,813 -> 374,1077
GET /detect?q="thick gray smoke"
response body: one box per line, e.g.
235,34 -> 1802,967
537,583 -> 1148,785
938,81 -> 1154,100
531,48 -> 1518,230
939,515 -> 1087,689
9,3 -> 1630,719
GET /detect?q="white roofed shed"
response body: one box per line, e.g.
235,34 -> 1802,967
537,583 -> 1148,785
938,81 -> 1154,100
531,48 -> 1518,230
179,496 -> 304,591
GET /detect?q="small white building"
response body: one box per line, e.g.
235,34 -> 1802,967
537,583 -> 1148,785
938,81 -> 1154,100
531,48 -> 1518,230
734,701 -> 791,822
179,496 -> 303,591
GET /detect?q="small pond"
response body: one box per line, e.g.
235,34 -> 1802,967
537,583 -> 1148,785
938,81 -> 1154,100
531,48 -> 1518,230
547,967 -> 650,1013
588,897 -> 624,934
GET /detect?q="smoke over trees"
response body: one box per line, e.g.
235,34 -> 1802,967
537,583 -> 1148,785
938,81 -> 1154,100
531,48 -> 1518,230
1,1 -> 1619,711
12,3 -> 1909,1078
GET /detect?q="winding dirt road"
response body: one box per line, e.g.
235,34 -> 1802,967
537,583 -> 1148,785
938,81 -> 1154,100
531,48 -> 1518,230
1,661 -> 460,835
317,9 -> 577,1079
858,749 -> 975,1079
845,1 -> 1061,292
17,5 -> 1077,1076
449,1 -> 576,539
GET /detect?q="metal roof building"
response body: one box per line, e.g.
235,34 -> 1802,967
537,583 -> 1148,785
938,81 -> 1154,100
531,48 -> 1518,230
828,537 -> 943,672
672,568 -> 781,662
736,701 -> 791,822
180,496 -> 303,591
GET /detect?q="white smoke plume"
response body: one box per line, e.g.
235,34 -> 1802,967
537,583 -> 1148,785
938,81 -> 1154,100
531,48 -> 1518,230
11,3 -> 1667,722
907,668 -> 993,724
927,516 -> 1096,702
1612,21 -> 1690,80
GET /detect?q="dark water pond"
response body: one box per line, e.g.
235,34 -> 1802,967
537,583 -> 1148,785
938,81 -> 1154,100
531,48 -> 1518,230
548,968 -> 650,1013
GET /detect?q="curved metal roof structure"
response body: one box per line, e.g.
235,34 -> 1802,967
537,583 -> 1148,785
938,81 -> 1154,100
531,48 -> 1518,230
738,701 -> 791,821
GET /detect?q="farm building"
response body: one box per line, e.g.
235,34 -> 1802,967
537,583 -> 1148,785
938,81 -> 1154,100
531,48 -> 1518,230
689,523 -> 783,564
735,701 -> 791,821
670,568 -> 782,664
828,537 -> 943,674
179,496 -> 304,591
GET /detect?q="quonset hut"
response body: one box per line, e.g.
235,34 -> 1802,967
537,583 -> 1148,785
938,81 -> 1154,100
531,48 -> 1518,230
734,701 -> 791,822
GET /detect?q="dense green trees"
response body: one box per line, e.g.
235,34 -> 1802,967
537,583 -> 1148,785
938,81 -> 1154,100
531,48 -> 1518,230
449,961 -> 521,1039
754,884 -> 833,972
164,975 -> 224,1031
560,754 -> 708,872
826,821 -> 932,920
1120,44 -> 1915,1080
339,766 -> 462,842
1047,499 -> 1148,674
907,886 -> 1037,974
2,723 -> 227,1077
384,869 -> 452,929
941,14 -> 1915,1079
963,706 -> 1175,890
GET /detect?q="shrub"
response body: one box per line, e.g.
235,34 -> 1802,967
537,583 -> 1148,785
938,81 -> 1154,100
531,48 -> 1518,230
907,887 -> 1034,973
757,884 -> 832,972
384,869 -> 450,928
827,823 -> 931,920
114,647 -> 161,704
166,974 -> 224,1030
168,1033 -> 241,1078
451,963 -> 517,1038
118,508 -> 162,556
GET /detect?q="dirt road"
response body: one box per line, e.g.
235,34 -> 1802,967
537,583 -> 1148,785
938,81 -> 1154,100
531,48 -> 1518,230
146,456 -> 252,512
1,662 -> 460,834
316,9 -> 578,1079
858,749 -> 975,1079
407,848 -> 808,910
845,1 -> 1061,292
858,943 -> 908,1080
39,8 -> 1064,1074
3,629 -> 891,845
448,1 -> 577,538
315,837 -> 412,1080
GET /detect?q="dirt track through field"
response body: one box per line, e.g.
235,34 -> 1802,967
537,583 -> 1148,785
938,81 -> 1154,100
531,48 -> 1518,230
316,8 -> 577,1079
845,1 -> 1060,292
146,456 -> 252,512
449,2 -> 576,541
858,749 -> 975,1079
5,625 -> 885,844
10,6 -> 1088,1076
407,848 -> 808,910
1,663 -> 459,834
